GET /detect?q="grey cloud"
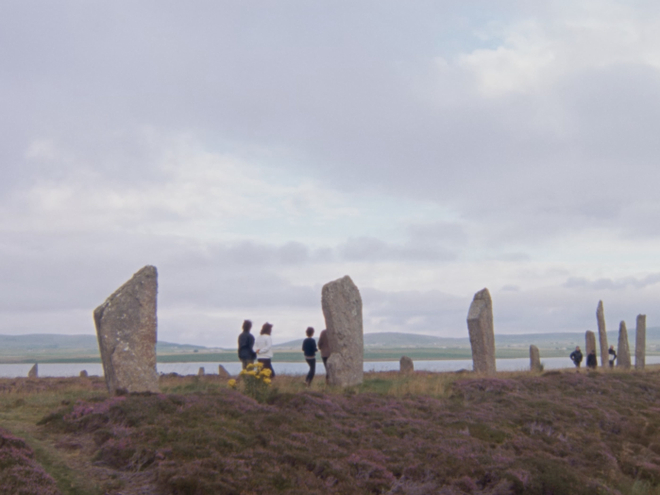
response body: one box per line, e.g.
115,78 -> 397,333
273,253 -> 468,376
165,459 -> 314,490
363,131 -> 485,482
4,2 -> 660,248
338,237 -> 456,262
361,288 -> 468,335
563,273 -> 660,291
407,221 -> 468,245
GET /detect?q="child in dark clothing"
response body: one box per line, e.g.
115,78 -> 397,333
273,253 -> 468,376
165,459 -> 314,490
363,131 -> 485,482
302,327 -> 318,386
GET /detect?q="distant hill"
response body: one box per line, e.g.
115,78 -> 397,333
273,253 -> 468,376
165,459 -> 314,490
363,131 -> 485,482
275,328 -> 660,350
2,328 -> 660,361
0,334 -> 208,358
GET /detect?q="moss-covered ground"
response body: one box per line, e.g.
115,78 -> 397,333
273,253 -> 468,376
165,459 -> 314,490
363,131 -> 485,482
3,369 -> 660,494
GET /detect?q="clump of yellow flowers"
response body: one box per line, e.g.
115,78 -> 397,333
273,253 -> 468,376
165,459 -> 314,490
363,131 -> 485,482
228,362 -> 272,402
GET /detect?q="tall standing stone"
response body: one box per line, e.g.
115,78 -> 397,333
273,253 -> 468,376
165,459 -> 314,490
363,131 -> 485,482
617,321 -> 631,370
400,356 -> 414,374
585,330 -> 597,367
94,265 -> 159,395
636,314 -> 646,370
529,345 -> 542,372
467,288 -> 496,375
322,275 -> 363,387
596,301 -> 609,368
28,364 -> 38,378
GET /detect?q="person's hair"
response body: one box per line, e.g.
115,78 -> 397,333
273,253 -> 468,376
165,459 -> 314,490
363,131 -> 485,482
306,327 -> 314,337
242,320 -> 252,332
261,323 -> 273,335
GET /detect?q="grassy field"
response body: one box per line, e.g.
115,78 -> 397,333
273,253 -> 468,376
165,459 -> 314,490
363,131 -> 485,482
4,368 -> 660,494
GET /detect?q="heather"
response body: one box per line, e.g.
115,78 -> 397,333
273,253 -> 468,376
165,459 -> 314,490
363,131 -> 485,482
0,426 -> 61,494
3,371 -> 660,493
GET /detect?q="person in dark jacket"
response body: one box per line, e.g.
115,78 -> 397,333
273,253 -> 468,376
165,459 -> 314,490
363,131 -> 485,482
570,346 -> 583,369
608,345 -> 617,368
238,320 -> 256,369
302,327 -> 318,386
586,350 -> 597,369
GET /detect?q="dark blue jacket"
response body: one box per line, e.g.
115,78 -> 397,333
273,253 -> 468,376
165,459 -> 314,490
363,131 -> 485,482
302,337 -> 317,358
238,332 -> 256,360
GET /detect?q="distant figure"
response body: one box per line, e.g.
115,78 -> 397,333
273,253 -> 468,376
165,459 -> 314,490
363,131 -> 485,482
570,346 -> 583,369
608,345 -> 617,368
302,327 -> 318,386
255,322 -> 275,378
237,320 -> 256,369
586,350 -> 597,370
317,329 -> 330,382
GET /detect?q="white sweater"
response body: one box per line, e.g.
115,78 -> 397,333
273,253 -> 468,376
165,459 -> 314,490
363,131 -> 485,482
255,334 -> 273,359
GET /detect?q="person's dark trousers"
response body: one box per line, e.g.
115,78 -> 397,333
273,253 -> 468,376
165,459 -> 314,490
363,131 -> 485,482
241,359 -> 254,370
258,358 -> 275,378
322,356 -> 328,382
305,358 -> 316,385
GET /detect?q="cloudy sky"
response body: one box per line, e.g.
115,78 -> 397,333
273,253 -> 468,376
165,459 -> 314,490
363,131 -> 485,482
2,1 -> 660,347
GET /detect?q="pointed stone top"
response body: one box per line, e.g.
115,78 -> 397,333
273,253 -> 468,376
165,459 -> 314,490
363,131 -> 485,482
473,288 -> 491,302
334,275 -> 355,285
597,300 -> 604,313
620,320 -> 626,330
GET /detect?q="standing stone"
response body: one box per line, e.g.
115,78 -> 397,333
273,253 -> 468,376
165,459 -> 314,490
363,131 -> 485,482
467,288 -> 496,375
636,314 -> 646,370
596,301 -> 609,368
27,364 -> 38,378
585,330 -> 597,367
322,275 -> 363,387
94,265 -> 159,395
617,321 -> 631,370
529,345 -> 542,372
79,370 -> 88,378
198,367 -> 205,376
218,365 -> 230,378
400,356 -> 414,374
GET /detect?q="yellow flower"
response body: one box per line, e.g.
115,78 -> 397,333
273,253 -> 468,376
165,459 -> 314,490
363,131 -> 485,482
239,370 -> 247,376
261,369 -> 272,377
246,363 -> 256,370
227,379 -> 237,388
247,371 -> 257,376
255,362 -> 264,370
263,378 -> 272,385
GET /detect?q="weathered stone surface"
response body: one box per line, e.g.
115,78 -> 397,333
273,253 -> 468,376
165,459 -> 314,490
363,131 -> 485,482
529,345 -> 542,372
79,370 -> 88,378
322,275 -> 363,387
198,367 -> 205,376
94,265 -> 159,395
467,288 -> 496,376
28,364 -> 37,378
400,356 -> 414,373
218,365 -> 230,378
636,314 -> 646,370
617,321 -> 631,370
586,330 -> 597,367
596,300 -> 609,368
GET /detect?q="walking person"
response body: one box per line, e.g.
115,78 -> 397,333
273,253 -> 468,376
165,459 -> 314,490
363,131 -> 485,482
255,322 -> 275,378
302,327 -> 318,386
608,345 -> 617,368
237,320 -> 256,369
570,346 -> 583,369
317,329 -> 330,383
586,349 -> 597,370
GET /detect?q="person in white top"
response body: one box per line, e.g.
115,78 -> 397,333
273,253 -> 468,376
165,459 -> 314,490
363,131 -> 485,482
255,322 -> 275,378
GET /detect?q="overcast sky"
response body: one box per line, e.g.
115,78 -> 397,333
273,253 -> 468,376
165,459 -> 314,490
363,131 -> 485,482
2,1 -> 660,347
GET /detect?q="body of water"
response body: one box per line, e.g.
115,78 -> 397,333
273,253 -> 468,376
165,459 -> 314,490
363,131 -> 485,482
3,355 -> 660,378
